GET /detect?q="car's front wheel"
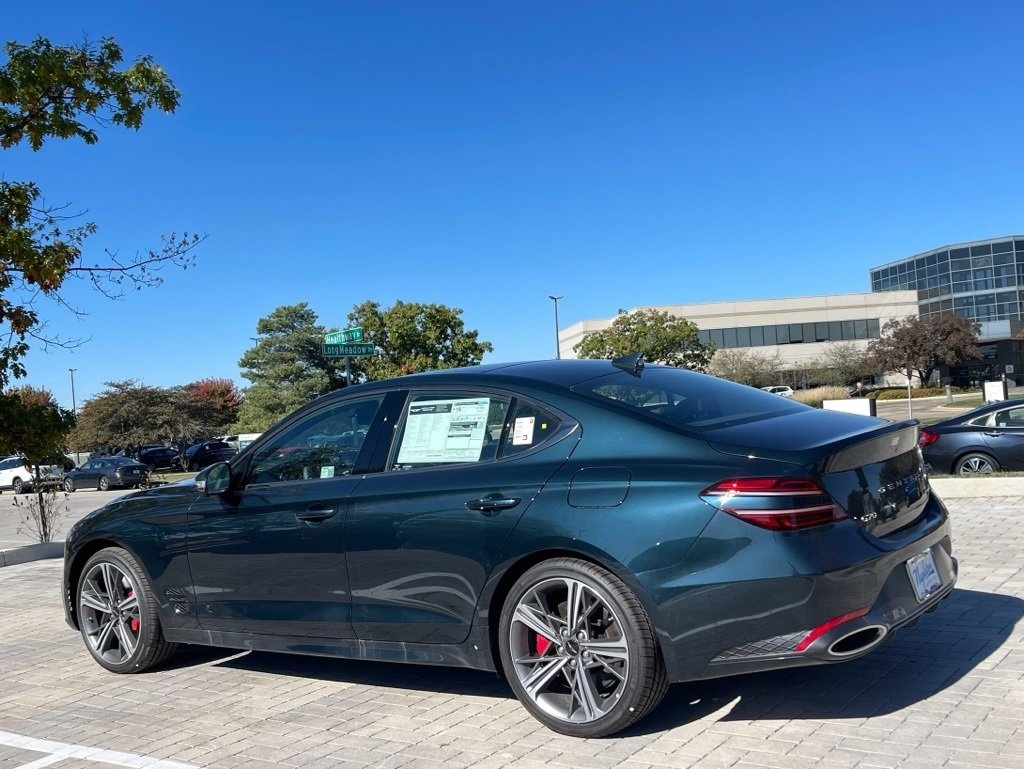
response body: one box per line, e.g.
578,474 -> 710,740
498,558 -> 668,737
76,547 -> 178,673
64,478 -> 75,493
954,452 -> 999,474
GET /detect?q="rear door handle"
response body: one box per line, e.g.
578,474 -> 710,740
465,495 -> 521,516
984,431 -> 1003,437
295,506 -> 336,523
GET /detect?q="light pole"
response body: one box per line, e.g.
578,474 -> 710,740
548,295 -> 563,359
68,368 -> 77,415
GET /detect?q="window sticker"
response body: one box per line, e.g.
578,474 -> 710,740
397,398 -> 491,463
320,466 -> 335,479
512,416 -> 536,445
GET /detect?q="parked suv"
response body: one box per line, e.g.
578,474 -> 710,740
183,441 -> 236,471
137,445 -> 181,470
0,455 -> 63,494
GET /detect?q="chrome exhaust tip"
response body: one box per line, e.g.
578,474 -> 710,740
827,624 -> 888,658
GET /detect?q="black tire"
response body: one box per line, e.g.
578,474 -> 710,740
12,477 -> 24,494
954,452 -> 1000,475
498,558 -> 668,737
64,478 -> 76,493
98,475 -> 110,491
76,547 -> 179,673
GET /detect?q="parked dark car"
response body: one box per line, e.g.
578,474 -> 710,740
62,357 -> 957,737
183,441 -> 236,471
137,445 -> 181,471
62,456 -> 149,492
919,398 -> 1024,474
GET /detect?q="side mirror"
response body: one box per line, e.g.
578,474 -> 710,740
196,461 -> 232,495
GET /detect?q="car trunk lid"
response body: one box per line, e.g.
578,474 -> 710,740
706,410 -> 928,537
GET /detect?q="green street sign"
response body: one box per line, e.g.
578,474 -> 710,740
325,327 -> 364,344
322,343 -> 375,357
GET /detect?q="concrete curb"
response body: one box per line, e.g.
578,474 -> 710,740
0,541 -> 64,568
929,476 -> 1024,498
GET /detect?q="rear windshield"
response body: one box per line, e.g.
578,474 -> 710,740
573,367 -> 805,432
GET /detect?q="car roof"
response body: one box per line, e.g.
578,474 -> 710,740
934,397 -> 1024,427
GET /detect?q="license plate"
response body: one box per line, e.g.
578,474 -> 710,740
907,549 -> 941,603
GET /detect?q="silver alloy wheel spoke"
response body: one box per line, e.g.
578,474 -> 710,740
521,654 -> 569,697
509,575 -> 630,725
567,663 -> 602,721
513,595 -> 562,641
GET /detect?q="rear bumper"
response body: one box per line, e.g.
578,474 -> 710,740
646,494 -> 957,683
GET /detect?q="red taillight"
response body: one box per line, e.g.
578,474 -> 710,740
700,477 -> 849,531
918,429 -> 939,447
795,607 -> 871,652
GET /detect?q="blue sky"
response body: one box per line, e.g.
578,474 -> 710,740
4,1 -> 1024,410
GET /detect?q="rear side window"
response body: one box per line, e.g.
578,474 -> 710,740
575,367 -> 803,432
502,401 -> 561,458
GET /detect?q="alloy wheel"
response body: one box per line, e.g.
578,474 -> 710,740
507,576 -> 630,725
78,561 -> 142,666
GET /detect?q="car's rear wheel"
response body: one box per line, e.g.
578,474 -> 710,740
64,478 -> 75,493
954,452 -> 999,475
12,477 -> 24,494
76,547 -> 178,673
498,558 -> 668,737
98,475 -> 110,491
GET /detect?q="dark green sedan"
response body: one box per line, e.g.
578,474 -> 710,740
62,356 -> 957,737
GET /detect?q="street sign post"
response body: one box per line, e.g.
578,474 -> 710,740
322,343 -> 374,357
325,327 -> 364,344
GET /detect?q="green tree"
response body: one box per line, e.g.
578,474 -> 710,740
709,347 -> 785,387
574,308 -> 715,371
0,35 -> 203,392
809,342 -> 872,387
67,380 -> 170,450
866,314 -> 981,387
0,385 -> 75,539
347,300 -> 493,381
235,303 -> 346,432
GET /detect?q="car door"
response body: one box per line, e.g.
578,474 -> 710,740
981,405 -> 1024,469
184,394 -> 386,638
345,389 -> 577,644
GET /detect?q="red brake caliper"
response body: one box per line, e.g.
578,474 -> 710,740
535,633 -> 551,655
126,589 -> 140,633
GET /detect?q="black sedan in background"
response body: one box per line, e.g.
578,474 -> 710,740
919,398 -> 1024,474
63,456 -> 149,491
62,357 -> 956,737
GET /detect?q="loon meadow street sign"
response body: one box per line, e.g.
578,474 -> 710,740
322,342 -> 375,357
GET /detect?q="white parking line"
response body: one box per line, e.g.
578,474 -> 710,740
0,730 -> 198,769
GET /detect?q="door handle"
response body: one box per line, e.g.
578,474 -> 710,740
465,495 -> 521,515
295,506 -> 337,523
984,431 -> 1003,437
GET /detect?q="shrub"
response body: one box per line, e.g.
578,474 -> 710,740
871,386 -> 974,401
793,386 -> 849,408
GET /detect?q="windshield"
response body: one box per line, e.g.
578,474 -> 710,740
573,367 -> 805,432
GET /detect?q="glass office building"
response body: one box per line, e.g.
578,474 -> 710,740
870,236 -> 1024,325
870,237 -> 1024,386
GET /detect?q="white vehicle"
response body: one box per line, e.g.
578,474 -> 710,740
0,455 -> 62,494
761,385 -> 795,398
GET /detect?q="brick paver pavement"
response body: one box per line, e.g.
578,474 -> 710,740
0,496 -> 1021,768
